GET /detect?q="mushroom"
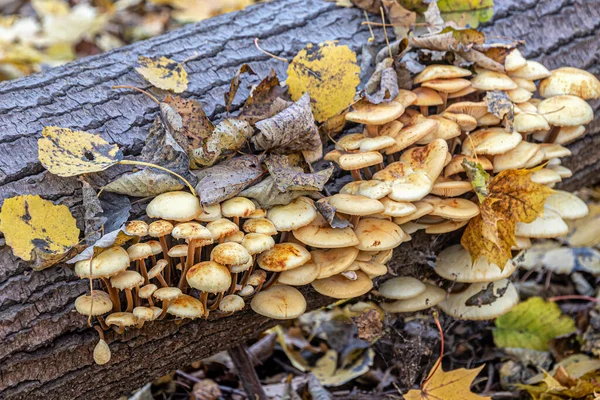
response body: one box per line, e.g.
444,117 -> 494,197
168,244 -> 189,272
219,294 -> 245,315
532,125 -> 585,145
145,240 -> 163,265
336,151 -> 385,181
336,133 -> 365,151
345,98 -> 405,126
221,196 -> 256,227
418,115 -> 461,144
393,201 -> 434,225
257,242 -> 311,290
105,312 -> 137,334
246,270 -> 267,294
195,203 -> 222,222
413,87 -> 443,116
133,306 -> 155,328
444,155 -> 493,178
537,95 -> 594,127
441,112 -> 478,132
224,231 -> 245,243
354,218 -> 408,251
530,168 -> 562,186
434,245 -> 517,283
438,279 -> 519,320
267,197 -> 317,240
359,136 -> 396,154
378,277 -> 426,300
384,117 -> 439,154
127,243 -> 153,283
429,198 -> 480,221
240,233 -> 275,287
540,143 -> 572,160
311,247 -> 359,279
186,261 -> 231,318
124,220 -> 149,237
462,128 -> 522,157
148,220 -> 174,283
506,87 -> 533,103
354,260 -> 388,279
242,218 -> 278,236
327,193 -> 384,227
513,78 -> 537,92
147,259 -> 169,287
545,190 -> 589,220
172,222 -> 213,289
447,86 -> 477,99
238,285 -> 255,297
206,218 -> 240,243
470,70 -> 517,91
372,162 -> 433,202
493,141 -> 541,172
515,208 -> 569,238
293,213 -> 359,248
278,261 -> 320,286
138,283 -> 158,306
504,49 -> 527,72
250,285 -> 307,319
340,180 -> 392,200
312,271 -> 373,299
381,283 -> 446,313
421,78 -> 472,107
379,197 -> 416,217
211,242 -> 251,296
74,290 -> 113,329
508,60 -> 551,80
111,270 -> 144,312
167,294 -> 205,320
538,67 -> 600,100
414,65 -> 471,84
424,219 -> 469,234
146,191 -> 202,222
153,286 -> 182,319
430,177 -> 472,197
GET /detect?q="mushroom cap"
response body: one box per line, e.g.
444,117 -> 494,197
340,180 -> 392,200
242,218 -> 278,235
312,247 -> 359,279
219,294 -> 245,313
421,78 -> 471,93
247,270 -> 267,286
124,220 -> 149,237
381,283 -> 446,313
524,148 -> 545,169
539,67 -> 600,100
374,248 -> 393,264
355,260 -> 387,278
462,128 -> 522,156
540,143 -> 572,160
414,64 -> 471,84
336,133 -> 365,151
393,201 -> 435,225
187,261 -> 231,293
545,190 -> 589,220
195,203 -> 222,222
148,220 -> 174,237
206,218 -> 239,239
532,125 -> 586,145
395,89 -> 418,107
345,99 -> 405,125
147,259 -> 167,279
399,139 -> 449,182
224,231 -> 245,244
172,222 -> 213,241
133,306 -> 155,321
441,112 -> 477,132
419,115 -> 461,143
508,60 -> 551,80
430,177 -> 472,197
168,244 -> 188,258
230,256 -> 253,273
167,294 -> 204,319
471,70 -> 517,91
380,197 -> 417,217
239,285 -> 255,296
444,155 -> 493,178
247,208 -> 267,219
106,312 -> 137,327
513,113 -> 550,134
242,233 -> 275,255
327,193 -> 384,216
378,277 -> 426,300
385,117 -> 439,154
504,49 -> 527,72
425,219 -> 469,234
111,270 -> 144,290
278,261 -> 321,286
435,245 -> 517,283
153,286 -> 182,301
251,285 -> 307,319
430,198 -> 480,221
548,165 -> 572,178
513,236 -> 532,250
312,271 -> 373,299
515,208 -> 569,238
537,95 -> 594,126
138,283 -> 158,299
354,218 -> 408,251
530,168 -> 562,185
127,243 -> 153,261
413,87 -> 444,106
257,243 -> 311,272
438,279 -> 519,320
211,242 -> 251,266
513,78 -> 537,92
145,240 -> 163,255
324,149 -> 343,163
74,246 -> 130,279
267,197 -> 317,232
360,135 -> 396,152
338,151 -> 384,170
74,291 -> 113,316
444,101 -> 489,120
293,213 -> 359,248
221,196 -> 256,218
146,191 -> 201,222
506,88 -> 533,103
380,120 -> 404,137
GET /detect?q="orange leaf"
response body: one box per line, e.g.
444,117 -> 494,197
404,364 -> 491,400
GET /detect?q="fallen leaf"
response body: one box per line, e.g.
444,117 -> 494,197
286,41 -> 360,122
252,93 -> 322,155
462,159 -> 490,202
194,155 -> 264,206
103,168 -> 184,197
38,126 -> 123,177
265,155 -> 333,192
191,379 -> 221,400
526,354 -> 600,385
141,118 -> 195,178
99,192 -> 132,233
315,198 -> 352,229
67,226 -> 137,264
240,176 -> 315,208
363,57 -> 399,104
493,297 -> 576,351
225,63 -> 256,113
135,55 -> 188,93
213,118 -> 254,154
349,0 -> 381,14
409,26 -> 485,52
457,48 -> 505,72
424,1 -> 445,33
0,194 -> 80,268
404,364 -> 490,400
461,165 -> 554,268
484,90 -> 514,131
239,69 -> 290,124
382,0 -> 416,40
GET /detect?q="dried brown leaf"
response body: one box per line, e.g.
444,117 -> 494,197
364,57 -> 399,104
225,63 -> 256,114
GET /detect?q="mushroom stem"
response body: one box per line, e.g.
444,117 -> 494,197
350,215 -> 361,228
376,162 -> 385,172
362,167 -> 373,180
101,278 -> 120,312
227,345 -> 269,400
159,300 -> 170,320
279,231 -> 289,243
94,325 -> 105,340
365,125 -> 378,137
234,216 -> 240,228
420,106 -> 429,116
240,257 -> 256,287
134,287 -> 141,307
125,289 -> 134,313
150,254 -> 157,266
96,316 -> 109,331
136,320 -> 146,329
147,297 -> 155,307
138,260 -> 149,284
449,137 -> 458,154
209,292 -> 224,310
386,154 -> 395,165
228,273 -> 238,295
350,169 -> 362,181
158,236 -> 172,284
544,126 -> 560,143
437,92 -> 448,113
156,273 -> 168,288
112,325 -> 125,335
200,292 -> 209,318
261,272 -> 280,292
178,239 -> 198,290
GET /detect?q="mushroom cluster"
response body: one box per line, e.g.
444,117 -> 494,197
73,53 -> 597,365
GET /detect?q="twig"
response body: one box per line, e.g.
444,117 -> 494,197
380,7 -> 393,59
421,311 -> 444,388
549,295 -> 599,302
254,38 -> 289,62
228,344 -> 268,400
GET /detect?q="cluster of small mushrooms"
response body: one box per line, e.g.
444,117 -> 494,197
75,50 -> 598,365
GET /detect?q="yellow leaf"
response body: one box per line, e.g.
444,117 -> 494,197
0,195 -> 80,266
135,55 -> 188,93
38,126 -> 122,177
462,166 -> 554,268
405,364 -> 490,400
286,41 -> 360,122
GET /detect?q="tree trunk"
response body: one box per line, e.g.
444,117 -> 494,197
0,0 -> 598,399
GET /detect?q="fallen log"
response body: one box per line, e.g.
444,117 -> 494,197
0,0 -> 599,399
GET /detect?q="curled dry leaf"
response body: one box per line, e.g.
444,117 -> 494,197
252,93 -> 322,155
38,126 -> 123,177
364,57 -> 399,104
484,90 -> 514,131
214,118 -> 254,154
409,26 -> 485,52
265,155 -> 333,192
239,69 -> 290,125
225,63 -> 256,113
194,155 -> 264,206
349,0 -> 381,14
424,1 -> 445,34
103,168 -> 184,197
141,118 -> 195,179
240,176 -> 315,208
286,41 -> 360,122
99,193 -> 132,234
382,0 -> 416,40
315,198 -> 352,229
0,194 -> 81,269
135,55 -> 188,93
404,364 -> 490,400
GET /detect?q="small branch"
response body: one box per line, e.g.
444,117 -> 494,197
227,344 -> 268,400
548,295 -> 599,302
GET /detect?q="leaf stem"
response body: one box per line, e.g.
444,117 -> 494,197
254,38 -> 289,63
548,295 -> 599,303
421,310 -> 444,389
112,85 -> 160,105
118,160 -> 197,197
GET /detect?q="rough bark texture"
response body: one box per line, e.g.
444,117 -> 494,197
0,0 -> 598,399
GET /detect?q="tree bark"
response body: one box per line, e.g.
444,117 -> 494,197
0,0 -> 598,399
